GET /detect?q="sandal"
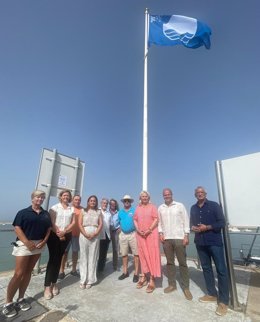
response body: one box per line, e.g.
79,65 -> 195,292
52,284 -> 59,296
44,287 -> 53,300
136,277 -> 148,289
80,283 -> 86,289
146,284 -> 155,293
44,289 -> 53,300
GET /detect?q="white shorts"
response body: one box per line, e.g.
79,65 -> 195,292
12,240 -> 45,256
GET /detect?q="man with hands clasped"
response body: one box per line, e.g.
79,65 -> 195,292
190,186 -> 229,316
158,188 -> 192,300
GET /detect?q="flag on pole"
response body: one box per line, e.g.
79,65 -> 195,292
149,15 -> 211,49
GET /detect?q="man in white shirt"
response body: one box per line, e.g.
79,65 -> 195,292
158,188 -> 192,300
97,198 -> 111,273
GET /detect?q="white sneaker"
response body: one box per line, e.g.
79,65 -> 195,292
2,303 -> 18,318
16,298 -> 31,311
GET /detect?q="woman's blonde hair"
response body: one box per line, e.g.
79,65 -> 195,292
139,190 -> 150,198
31,190 -> 46,200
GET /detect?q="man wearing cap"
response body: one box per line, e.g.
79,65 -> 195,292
118,195 -> 139,282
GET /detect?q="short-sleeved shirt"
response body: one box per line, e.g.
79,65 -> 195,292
51,203 -> 74,230
71,207 -> 82,237
118,207 -> 136,234
134,203 -> 158,231
82,209 -> 101,227
13,206 -> 52,240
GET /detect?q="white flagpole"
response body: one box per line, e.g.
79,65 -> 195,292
143,8 -> 149,191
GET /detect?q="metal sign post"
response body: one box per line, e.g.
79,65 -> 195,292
215,160 -> 243,311
33,148 -> 85,274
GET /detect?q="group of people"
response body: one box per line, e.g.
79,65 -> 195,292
2,186 -> 230,318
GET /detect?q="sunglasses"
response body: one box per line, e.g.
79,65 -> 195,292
123,200 -> 131,203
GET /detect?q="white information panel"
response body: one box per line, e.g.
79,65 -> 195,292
36,148 -> 85,208
216,152 -> 260,227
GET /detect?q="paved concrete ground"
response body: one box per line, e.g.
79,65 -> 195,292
246,268 -> 260,322
0,255 -> 258,322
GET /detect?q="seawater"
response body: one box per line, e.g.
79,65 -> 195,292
0,224 -> 50,272
0,224 -> 259,273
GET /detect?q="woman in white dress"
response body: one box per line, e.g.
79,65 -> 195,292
79,195 -> 103,289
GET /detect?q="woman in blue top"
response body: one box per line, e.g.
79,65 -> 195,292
2,190 -> 52,319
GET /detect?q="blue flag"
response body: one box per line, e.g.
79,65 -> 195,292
149,15 -> 211,49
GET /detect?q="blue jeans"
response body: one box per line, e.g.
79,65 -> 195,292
196,245 -> 229,305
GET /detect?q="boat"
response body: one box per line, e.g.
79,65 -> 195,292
229,226 -> 240,232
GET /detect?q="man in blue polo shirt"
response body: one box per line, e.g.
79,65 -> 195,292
190,186 -> 229,316
118,194 -> 139,283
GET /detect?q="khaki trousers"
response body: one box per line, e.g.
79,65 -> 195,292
163,239 -> 190,289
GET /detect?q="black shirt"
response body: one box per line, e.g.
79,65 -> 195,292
190,199 -> 226,246
13,206 -> 52,240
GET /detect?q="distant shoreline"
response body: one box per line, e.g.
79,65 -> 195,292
0,223 -> 13,232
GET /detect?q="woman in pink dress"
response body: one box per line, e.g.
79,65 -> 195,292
134,191 -> 161,293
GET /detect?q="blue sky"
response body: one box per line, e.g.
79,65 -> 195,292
0,0 -> 259,221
